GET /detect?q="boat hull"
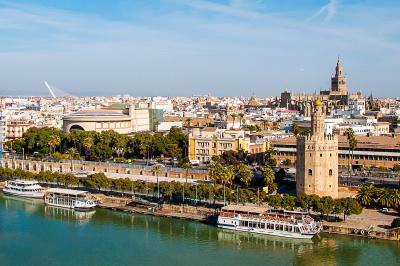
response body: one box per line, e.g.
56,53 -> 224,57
217,224 -> 315,239
44,202 -> 95,211
2,189 -> 45,199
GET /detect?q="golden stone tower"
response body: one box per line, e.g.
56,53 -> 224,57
296,99 -> 339,198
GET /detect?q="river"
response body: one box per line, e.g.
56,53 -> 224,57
0,194 -> 399,266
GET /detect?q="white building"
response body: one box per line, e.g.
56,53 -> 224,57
157,121 -> 183,132
0,109 -> 6,162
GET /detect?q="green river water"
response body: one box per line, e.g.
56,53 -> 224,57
0,194 -> 399,266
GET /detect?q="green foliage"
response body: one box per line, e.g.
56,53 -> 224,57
393,164 -> 400,172
313,196 -> 334,218
356,185 -> 400,210
340,198 -> 362,221
263,165 -> 276,192
6,127 -> 188,162
82,173 -> 111,191
234,164 -> 253,187
281,158 -> 292,166
356,185 -> 376,207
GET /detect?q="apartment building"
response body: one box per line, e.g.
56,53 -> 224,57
188,128 -> 270,163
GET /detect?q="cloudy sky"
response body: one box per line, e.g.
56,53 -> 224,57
0,0 -> 399,97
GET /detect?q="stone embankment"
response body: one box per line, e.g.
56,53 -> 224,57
97,196 -> 218,223
97,195 -> 400,241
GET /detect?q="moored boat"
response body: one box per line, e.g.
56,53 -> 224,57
45,188 -> 96,211
217,205 -> 321,239
2,179 -> 45,199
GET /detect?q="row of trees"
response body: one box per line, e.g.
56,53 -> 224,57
0,167 -> 363,221
356,185 -> 400,210
5,126 -> 188,162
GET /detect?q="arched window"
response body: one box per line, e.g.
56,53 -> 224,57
308,169 -> 312,176
329,169 -> 333,176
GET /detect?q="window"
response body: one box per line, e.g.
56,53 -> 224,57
320,153 -> 322,157
308,169 -> 312,176
329,169 -> 333,175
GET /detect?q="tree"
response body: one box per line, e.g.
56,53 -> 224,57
281,194 -> 296,210
340,198 -> 362,221
345,128 -> 357,177
153,163 -> 162,199
375,188 -> 392,208
82,136 -> 94,159
314,196 -> 334,220
238,113 -> 244,128
181,162 -> 192,203
165,144 -> 180,159
234,164 -> 253,187
355,185 -> 375,207
332,199 -> 345,221
297,195 -> 319,213
263,165 -> 276,193
393,164 -> 400,172
391,189 -> 400,210
48,135 -> 61,155
83,173 -> 111,191
267,194 -> 282,208
293,123 -> 301,136
282,158 -> 292,166
231,113 -> 237,129
209,160 -> 225,184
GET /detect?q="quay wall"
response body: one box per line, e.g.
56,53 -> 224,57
0,158 -> 209,180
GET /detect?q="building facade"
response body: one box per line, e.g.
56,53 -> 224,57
296,99 -> 339,198
0,109 -> 6,163
62,104 -> 151,134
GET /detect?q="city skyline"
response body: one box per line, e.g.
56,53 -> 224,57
0,0 -> 399,97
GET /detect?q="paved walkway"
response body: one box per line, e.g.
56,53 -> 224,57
324,208 -> 397,232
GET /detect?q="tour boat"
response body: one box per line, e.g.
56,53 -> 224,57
2,179 -> 45,199
217,205 -> 321,239
44,188 -> 96,211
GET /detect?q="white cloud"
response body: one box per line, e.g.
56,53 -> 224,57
308,0 -> 337,22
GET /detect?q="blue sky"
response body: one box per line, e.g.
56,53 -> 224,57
0,0 -> 399,97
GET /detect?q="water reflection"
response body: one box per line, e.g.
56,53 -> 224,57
1,192 -> 399,266
44,206 -> 96,224
2,194 -> 42,213
1,193 -> 95,224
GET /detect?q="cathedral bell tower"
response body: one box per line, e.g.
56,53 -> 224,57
331,58 -> 347,95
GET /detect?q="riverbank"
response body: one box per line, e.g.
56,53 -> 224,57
96,194 -> 400,241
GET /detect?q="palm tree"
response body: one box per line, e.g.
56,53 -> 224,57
48,135 -> 61,156
221,166 -> 234,205
355,185 -> 375,207
391,189 -> 400,209
181,162 -> 192,204
238,113 -> 244,129
375,188 -> 392,208
231,113 -> 237,129
345,128 -> 357,183
153,163 -> 162,199
67,147 -> 78,172
82,137 -> 94,159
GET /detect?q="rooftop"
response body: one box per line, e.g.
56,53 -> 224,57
46,188 -> 89,196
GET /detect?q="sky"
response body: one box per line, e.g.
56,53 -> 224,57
0,0 -> 399,97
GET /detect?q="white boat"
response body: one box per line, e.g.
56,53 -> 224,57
2,179 -> 45,199
217,205 -> 321,239
45,188 -> 96,211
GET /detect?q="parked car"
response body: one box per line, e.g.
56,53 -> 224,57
381,208 -> 389,213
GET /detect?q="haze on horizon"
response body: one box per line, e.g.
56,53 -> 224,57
0,0 -> 399,98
